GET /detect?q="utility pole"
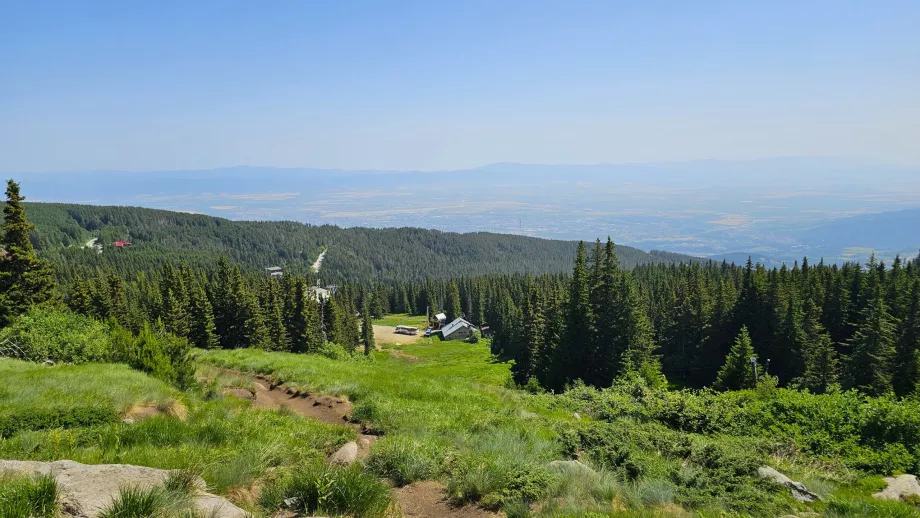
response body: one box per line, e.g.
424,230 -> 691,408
750,356 -> 759,384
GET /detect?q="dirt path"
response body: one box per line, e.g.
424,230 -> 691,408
312,248 -> 327,272
219,370 -> 498,518
394,481 -> 501,518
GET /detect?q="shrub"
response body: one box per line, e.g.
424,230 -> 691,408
0,474 -> 59,518
111,323 -> 195,389
261,463 -> 392,518
0,306 -> 111,363
0,406 -> 118,438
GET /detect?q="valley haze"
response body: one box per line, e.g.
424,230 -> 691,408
11,157 -> 920,266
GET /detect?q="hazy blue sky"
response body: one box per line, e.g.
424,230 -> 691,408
1,1 -> 918,172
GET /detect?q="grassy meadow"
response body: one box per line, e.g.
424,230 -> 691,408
1,337 -> 919,516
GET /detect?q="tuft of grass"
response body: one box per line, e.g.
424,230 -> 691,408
98,486 -> 166,518
366,436 -> 446,485
164,469 -> 200,494
260,462 -> 392,518
0,473 -> 59,518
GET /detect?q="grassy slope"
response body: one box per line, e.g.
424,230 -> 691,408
198,342 -> 920,518
0,360 -> 355,503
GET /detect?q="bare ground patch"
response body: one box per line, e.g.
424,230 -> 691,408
394,481 -> 502,518
374,324 -> 422,345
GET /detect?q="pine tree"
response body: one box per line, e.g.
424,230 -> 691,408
187,281 -> 217,349
362,299 -> 375,356
162,288 -> 190,338
847,287 -> 898,396
715,326 -> 757,390
107,274 -> 131,329
513,286 -> 544,385
264,280 -> 290,351
0,179 -> 55,326
556,241 -> 594,387
447,281 -> 462,321
795,299 -> 839,393
617,274 -> 666,388
893,279 -> 920,397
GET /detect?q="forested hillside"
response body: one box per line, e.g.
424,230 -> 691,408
22,202 -> 695,283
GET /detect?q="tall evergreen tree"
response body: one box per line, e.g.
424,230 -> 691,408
795,299 -> 839,393
187,280 -> 218,349
715,326 -> 757,390
362,298 -> 375,356
0,179 -> 55,326
893,279 -> 920,397
446,281 -> 462,321
847,287 -> 898,396
556,241 -> 594,387
513,286 -> 545,385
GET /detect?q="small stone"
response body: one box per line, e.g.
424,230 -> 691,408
330,441 -> 359,466
572,412 -> 581,420
121,418 -> 135,424
757,466 -> 820,503
43,360 -> 55,366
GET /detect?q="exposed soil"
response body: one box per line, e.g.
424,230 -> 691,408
394,481 -> 502,518
312,249 -> 327,272
218,370 -> 495,518
374,324 -> 422,345
248,378 -> 354,427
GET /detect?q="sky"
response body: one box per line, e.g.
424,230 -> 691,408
1,1 -> 918,172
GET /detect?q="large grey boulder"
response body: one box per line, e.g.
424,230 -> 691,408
329,441 -> 359,466
757,466 -> 820,503
873,474 -> 920,501
0,459 -> 248,518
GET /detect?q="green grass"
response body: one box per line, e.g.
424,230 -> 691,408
0,473 -> 59,518
259,462 -> 393,517
197,342 -> 572,510
372,313 -> 430,328
0,359 -> 179,438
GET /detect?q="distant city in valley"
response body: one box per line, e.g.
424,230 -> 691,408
12,157 -> 920,266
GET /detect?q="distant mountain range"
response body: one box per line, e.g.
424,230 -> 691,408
8,157 -> 920,265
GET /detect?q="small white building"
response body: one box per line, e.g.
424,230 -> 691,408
440,317 -> 476,341
265,266 -> 283,278
434,313 -> 447,327
308,286 -> 330,301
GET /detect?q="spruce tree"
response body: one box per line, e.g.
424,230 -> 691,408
893,279 -> 920,397
556,241 -> 594,387
795,299 -> 839,393
447,281 -> 462,321
0,179 -> 55,326
715,326 -> 757,390
264,280 -> 290,351
617,274 -> 666,388
362,299 -> 375,355
187,281 -> 218,349
847,287 -> 898,396
513,286 -> 544,385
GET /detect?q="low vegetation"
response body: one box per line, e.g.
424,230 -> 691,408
0,473 -> 58,518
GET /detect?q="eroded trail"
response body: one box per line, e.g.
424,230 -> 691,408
217,369 -> 500,518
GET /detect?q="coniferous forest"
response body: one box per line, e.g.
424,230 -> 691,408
4,180 -> 920,517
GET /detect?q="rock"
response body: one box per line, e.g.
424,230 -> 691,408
329,441 -> 359,466
43,360 -> 55,366
873,474 -> 920,501
548,460 -> 595,475
757,466 -> 820,503
572,412 -> 581,420
121,418 -> 135,424
0,459 -> 248,518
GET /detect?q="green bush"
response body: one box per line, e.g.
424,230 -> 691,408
0,308 -> 195,389
0,405 -> 118,438
0,306 -> 111,363
0,474 -> 58,518
260,463 -> 392,518
111,323 -> 195,389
